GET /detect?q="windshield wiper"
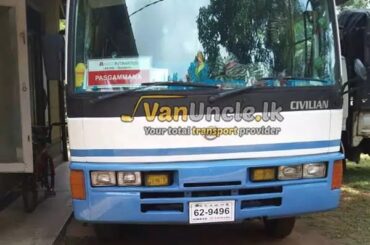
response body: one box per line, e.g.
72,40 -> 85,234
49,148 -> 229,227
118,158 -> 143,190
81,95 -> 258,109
141,81 -> 219,89
90,82 -> 219,104
208,77 -> 328,103
208,86 -> 258,103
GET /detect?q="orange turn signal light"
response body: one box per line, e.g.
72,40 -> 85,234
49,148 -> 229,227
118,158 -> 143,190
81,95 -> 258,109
251,168 -> 276,182
144,173 -> 171,187
332,160 -> 343,190
70,170 -> 86,200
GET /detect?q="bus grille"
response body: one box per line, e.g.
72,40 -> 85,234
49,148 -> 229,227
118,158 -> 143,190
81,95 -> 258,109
140,186 -> 282,199
140,186 -> 282,213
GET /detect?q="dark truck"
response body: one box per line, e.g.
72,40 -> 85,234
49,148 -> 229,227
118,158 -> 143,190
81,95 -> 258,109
339,9 -> 370,164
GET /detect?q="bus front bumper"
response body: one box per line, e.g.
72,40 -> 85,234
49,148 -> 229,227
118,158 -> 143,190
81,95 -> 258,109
70,152 -> 342,224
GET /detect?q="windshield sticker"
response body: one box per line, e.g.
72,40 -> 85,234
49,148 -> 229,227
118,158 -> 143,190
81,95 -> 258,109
88,57 -> 152,71
87,58 -> 169,86
88,69 -> 150,86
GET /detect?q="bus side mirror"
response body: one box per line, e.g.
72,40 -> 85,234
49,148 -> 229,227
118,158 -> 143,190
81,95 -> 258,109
42,34 -> 65,81
354,59 -> 367,82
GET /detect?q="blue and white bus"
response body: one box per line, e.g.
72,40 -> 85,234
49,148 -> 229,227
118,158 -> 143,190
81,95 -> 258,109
67,0 -> 344,239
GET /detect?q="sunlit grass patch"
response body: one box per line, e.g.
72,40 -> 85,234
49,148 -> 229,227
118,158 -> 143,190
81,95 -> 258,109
344,156 -> 370,191
303,157 -> 370,245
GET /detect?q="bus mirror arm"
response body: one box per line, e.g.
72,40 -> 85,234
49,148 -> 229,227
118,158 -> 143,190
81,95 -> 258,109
342,83 -> 370,95
341,78 -> 365,95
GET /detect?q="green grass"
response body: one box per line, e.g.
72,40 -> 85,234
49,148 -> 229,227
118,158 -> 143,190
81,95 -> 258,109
304,157 -> 370,245
344,156 -> 370,191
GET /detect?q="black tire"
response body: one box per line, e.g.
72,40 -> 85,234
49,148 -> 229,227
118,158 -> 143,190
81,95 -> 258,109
94,224 -> 121,241
264,217 -> 296,239
348,147 -> 361,163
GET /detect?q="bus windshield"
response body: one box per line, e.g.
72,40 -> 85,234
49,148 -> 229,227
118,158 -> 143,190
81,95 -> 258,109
73,0 -> 337,93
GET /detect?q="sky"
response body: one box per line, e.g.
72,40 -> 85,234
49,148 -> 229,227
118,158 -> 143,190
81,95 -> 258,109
125,0 -> 210,80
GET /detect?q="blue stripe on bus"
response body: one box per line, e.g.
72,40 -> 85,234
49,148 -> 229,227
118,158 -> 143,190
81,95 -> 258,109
70,140 -> 341,157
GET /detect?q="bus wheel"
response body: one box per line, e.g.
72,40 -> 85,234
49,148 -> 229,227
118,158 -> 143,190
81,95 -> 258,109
94,224 -> 120,241
263,217 -> 296,239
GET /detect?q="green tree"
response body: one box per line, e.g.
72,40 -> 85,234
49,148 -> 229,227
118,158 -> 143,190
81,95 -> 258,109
197,0 -> 300,74
340,0 -> 370,9
197,0 -> 333,79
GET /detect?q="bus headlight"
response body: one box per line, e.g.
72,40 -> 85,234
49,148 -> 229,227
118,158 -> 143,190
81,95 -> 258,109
118,172 -> 142,186
303,163 -> 327,178
278,165 -> 303,180
91,171 -> 116,186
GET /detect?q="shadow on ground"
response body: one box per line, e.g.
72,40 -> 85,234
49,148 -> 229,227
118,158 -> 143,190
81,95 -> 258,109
60,219 -> 334,245
344,162 -> 370,191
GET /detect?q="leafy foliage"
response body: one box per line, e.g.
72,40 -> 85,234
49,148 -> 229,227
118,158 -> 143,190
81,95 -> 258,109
196,0 -> 334,79
197,0 -> 291,70
340,0 -> 370,9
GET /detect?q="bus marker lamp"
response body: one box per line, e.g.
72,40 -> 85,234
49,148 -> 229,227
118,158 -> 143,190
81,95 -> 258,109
278,165 -> 303,180
70,170 -> 86,200
332,160 -> 343,189
251,168 -> 276,182
144,173 -> 171,187
91,171 -> 116,187
303,163 -> 327,178
118,172 -> 142,186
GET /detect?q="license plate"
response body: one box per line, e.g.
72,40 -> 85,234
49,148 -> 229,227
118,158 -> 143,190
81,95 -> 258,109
189,200 -> 235,224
